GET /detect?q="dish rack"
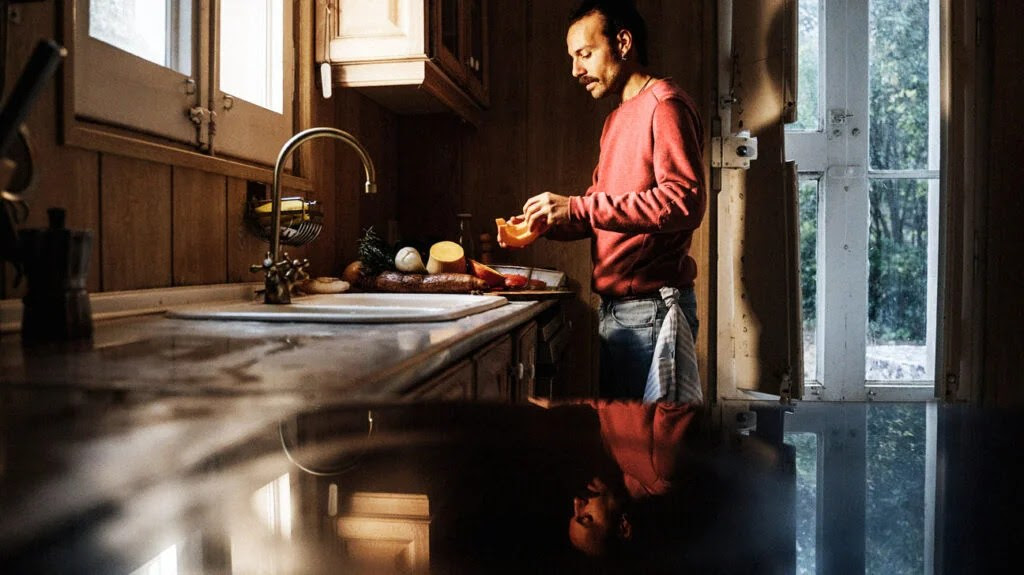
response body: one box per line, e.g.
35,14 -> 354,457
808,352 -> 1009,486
247,196 -> 324,246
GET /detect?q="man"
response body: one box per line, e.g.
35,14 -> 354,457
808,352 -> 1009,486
507,1 -> 706,401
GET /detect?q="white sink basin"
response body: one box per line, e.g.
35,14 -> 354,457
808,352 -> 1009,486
167,292 -> 508,323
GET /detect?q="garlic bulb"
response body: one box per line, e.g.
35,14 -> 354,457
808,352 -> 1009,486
394,246 -> 427,273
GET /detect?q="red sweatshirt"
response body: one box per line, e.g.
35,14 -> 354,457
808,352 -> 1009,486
548,79 -> 705,296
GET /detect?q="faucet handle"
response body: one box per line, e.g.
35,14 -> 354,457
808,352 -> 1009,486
250,251 -> 276,275
282,255 -> 310,282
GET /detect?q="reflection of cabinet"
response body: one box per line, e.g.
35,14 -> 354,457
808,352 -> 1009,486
319,0 -> 488,125
334,492 -> 431,572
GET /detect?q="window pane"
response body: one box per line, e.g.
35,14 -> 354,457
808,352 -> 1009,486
89,0 -> 192,75
785,431 -> 818,575
788,0 -> 822,132
220,0 -> 284,113
869,0 -> 933,170
866,404 -> 926,574
798,178 -> 820,383
867,179 -> 931,381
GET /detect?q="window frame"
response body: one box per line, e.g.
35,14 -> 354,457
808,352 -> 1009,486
61,0 -> 314,190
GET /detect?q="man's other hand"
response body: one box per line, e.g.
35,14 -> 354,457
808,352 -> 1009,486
523,192 -> 571,232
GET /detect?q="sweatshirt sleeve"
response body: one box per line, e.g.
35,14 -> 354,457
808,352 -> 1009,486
568,97 -> 705,234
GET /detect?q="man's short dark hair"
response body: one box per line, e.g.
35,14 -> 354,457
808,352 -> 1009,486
570,0 -> 650,67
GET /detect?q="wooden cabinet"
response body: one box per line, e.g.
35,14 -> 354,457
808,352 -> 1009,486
319,0 -> 488,125
411,320 -> 538,402
473,334 -> 512,401
512,322 -> 537,403
412,359 -> 473,400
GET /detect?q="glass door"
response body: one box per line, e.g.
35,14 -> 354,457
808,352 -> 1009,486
786,0 -> 941,401
432,0 -> 464,83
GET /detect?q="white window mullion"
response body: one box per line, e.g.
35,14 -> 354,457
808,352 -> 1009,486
818,0 -> 871,400
926,0 -> 941,386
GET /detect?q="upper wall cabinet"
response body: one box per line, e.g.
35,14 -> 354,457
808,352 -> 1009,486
318,0 -> 488,125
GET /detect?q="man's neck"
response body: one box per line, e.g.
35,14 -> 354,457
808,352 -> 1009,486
621,71 -> 655,102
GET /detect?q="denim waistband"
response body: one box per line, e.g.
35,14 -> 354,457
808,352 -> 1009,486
599,286 -> 694,304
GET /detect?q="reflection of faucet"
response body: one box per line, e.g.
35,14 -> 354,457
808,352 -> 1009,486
253,127 -> 377,304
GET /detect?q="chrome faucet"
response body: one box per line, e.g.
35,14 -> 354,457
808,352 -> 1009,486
253,127 -> 377,304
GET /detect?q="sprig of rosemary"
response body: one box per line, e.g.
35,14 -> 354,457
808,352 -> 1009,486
357,226 -> 395,275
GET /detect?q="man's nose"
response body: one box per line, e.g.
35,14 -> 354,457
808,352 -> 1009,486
572,60 -> 585,78
573,496 -> 586,515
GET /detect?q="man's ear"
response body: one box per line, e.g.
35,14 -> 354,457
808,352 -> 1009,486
618,512 -> 633,541
616,29 -> 633,60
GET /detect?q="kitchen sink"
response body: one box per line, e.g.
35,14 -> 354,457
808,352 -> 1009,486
167,292 -> 508,324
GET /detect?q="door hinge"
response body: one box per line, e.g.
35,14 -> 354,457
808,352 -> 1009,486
945,372 -> 959,400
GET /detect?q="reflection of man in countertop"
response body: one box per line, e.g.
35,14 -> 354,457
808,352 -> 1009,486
567,400 -> 697,558
504,0 -> 706,402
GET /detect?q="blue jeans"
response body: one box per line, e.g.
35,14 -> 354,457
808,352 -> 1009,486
598,288 -> 698,399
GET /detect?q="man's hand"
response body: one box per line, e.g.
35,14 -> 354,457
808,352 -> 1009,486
523,192 -> 572,233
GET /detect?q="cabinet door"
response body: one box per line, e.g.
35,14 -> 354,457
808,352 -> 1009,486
414,359 -> 473,400
513,322 -> 537,403
473,334 -> 512,402
461,0 -> 488,104
432,0 -> 464,83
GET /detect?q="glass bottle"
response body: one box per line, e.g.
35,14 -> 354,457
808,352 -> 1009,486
456,213 -> 475,268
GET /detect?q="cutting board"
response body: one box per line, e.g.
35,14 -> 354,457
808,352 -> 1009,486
489,289 -> 574,301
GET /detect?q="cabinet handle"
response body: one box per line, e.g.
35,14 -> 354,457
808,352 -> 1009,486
516,362 -> 525,380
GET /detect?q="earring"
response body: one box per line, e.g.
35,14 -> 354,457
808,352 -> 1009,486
620,52 -> 628,61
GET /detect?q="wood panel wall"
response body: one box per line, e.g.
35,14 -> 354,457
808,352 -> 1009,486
981,0 -> 1024,408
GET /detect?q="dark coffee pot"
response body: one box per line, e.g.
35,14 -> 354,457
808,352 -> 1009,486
19,207 -> 93,344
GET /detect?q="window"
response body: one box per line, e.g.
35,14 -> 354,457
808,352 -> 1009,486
786,0 -> 942,401
73,0 -> 294,165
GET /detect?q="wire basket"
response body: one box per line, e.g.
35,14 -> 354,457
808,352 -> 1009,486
247,197 -> 324,247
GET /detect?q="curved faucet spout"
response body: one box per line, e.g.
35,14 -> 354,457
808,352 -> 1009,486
262,127 -> 377,304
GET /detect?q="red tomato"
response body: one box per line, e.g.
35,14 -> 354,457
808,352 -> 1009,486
504,274 -> 528,289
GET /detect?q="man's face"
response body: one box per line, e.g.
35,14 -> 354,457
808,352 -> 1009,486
566,11 -> 624,100
567,477 -> 625,556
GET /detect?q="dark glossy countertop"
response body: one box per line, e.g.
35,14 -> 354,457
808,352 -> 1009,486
2,292 -> 1022,573
1,295 -> 553,398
